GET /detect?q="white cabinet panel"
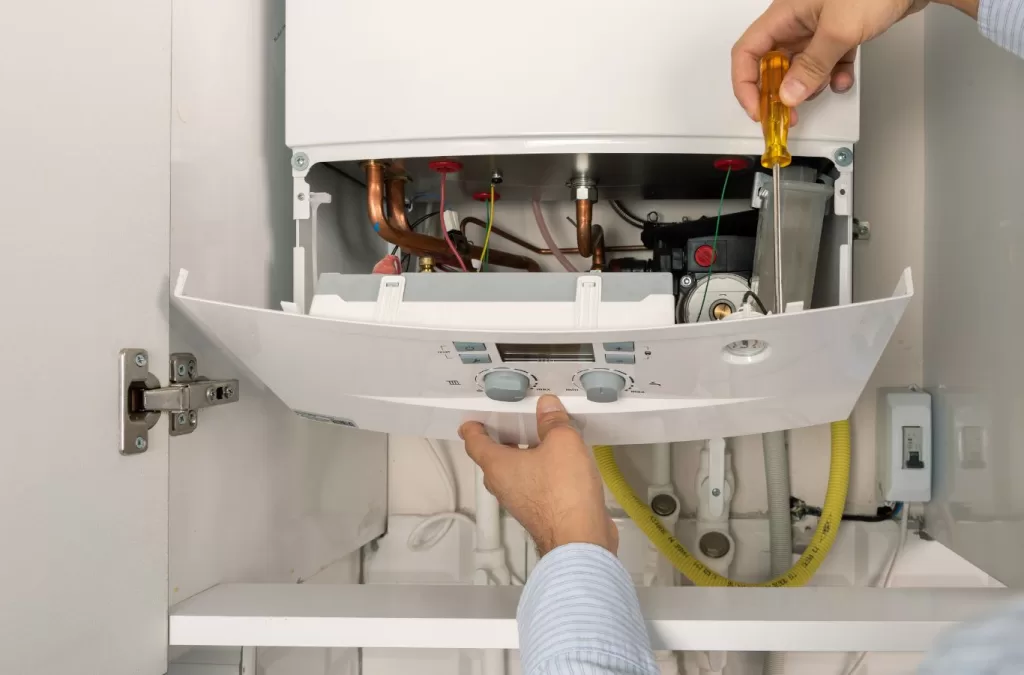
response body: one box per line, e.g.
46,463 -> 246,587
169,0 -> 388,605
0,1 -> 171,673
923,6 -> 1024,586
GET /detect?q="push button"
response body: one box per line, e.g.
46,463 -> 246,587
460,353 -> 492,365
602,342 -> 634,352
605,353 -> 635,365
454,342 -> 487,352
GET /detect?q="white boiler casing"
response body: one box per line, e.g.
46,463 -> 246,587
285,0 -> 859,163
169,0 -> 910,446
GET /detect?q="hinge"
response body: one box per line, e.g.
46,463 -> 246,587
119,349 -> 240,455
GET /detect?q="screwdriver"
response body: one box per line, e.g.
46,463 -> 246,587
760,50 -> 792,314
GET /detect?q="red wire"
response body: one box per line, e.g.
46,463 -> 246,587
439,174 -> 468,271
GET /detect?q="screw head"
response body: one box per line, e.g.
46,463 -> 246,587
187,360 -> 197,377
297,193 -> 307,202
490,169 -> 504,184
758,187 -> 770,200
650,493 -> 679,517
680,275 -> 695,289
134,353 -> 148,367
206,387 -> 217,403
833,147 -> 853,167
135,436 -> 147,450
292,153 -> 310,170
188,411 -> 198,426
711,487 -> 722,497
699,531 -> 731,559
224,386 -> 235,399
176,364 -> 187,377
176,412 -> 188,425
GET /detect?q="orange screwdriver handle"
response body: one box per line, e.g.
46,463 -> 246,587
760,51 -> 793,169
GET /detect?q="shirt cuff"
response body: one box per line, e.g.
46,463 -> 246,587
517,543 -> 657,675
978,0 -> 1024,57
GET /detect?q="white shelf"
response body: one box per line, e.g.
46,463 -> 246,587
169,583 -> 1011,652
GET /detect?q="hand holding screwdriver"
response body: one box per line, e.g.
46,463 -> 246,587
760,51 -> 792,314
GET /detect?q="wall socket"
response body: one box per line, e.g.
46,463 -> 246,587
876,387 -> 932,503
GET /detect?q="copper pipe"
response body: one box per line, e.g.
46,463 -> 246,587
364,161 -> 540,272
460,217 -> 646,255
575,199 -> 594,258
385,174 -> 412,231
590,225 -> 606,271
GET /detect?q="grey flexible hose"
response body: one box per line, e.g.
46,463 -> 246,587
762,430 -> 792,675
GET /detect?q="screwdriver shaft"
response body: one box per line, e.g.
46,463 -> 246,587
772,164 -> 784,313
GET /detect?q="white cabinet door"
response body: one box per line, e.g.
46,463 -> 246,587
0,1 -> 171,674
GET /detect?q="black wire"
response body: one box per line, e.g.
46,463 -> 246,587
742,291 -> 768,314
322,162 -> 367,189
791,497 -> 900,523
610,200 -> 695,229
609,200 -> 647,229
390,210 -> 441,257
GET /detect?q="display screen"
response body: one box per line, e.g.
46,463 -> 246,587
496,343 -> 595,363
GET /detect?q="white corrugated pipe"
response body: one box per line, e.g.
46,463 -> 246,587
762,430 -> 792,675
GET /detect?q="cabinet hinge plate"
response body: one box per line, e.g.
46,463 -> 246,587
119,349 -> 240,455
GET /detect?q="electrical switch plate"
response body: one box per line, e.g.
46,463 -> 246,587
877,387 -> 932,503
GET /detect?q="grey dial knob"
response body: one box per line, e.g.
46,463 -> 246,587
580,371 -> 627,403
482,370 -> 531,402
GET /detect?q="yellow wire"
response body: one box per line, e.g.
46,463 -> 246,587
594,420 -> 850,587
478,185 -> 495,272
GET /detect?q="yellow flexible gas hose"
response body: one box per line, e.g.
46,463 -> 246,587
594,420 -> 850,587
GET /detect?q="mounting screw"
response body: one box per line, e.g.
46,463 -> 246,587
711,488 -> 722,497
491,170 -> 503,184
853,219 -> 871,241
224,385 -> 235,399
176,364 -> 188,377
134,353 -> 148,367
176,412 -> 188,425
188,411 -> 198,426
650,493 -> 679,517
206,387 -> 217,403
833,147 -> 853,167
187,360 -> 197,377
680,275 -> 695,289
135,436 -> 147,450
758,187 -> 770,200
292,153 -> 310,171
297,193 -> 306,202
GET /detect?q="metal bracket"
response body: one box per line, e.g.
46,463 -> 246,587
751,172 -> 772,209
119,349 -> 240,455
854,218 -> 871,241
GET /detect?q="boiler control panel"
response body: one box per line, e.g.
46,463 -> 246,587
446,340 -> 645,403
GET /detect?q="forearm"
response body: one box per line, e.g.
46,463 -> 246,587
936,0 -> 1024,57
935,0 -> 980,19
518,544 -> 658,675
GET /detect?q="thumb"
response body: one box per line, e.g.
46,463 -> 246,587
459,422 -> 510,471
536,395 -> 576,442
781,28 -> 857,107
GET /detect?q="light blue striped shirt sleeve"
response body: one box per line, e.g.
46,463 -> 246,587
979,0 -> 1024,57
517,543 -> 658,675
918,599 -> 1024,674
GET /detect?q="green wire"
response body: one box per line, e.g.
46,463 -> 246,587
696,167 -> 733,322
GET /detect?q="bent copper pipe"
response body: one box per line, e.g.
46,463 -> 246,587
385,174 -> 412,232
590,225 -> 606,271
575,199 -> 594,258
364,161 -> 540,272
460,217 -> 646,255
